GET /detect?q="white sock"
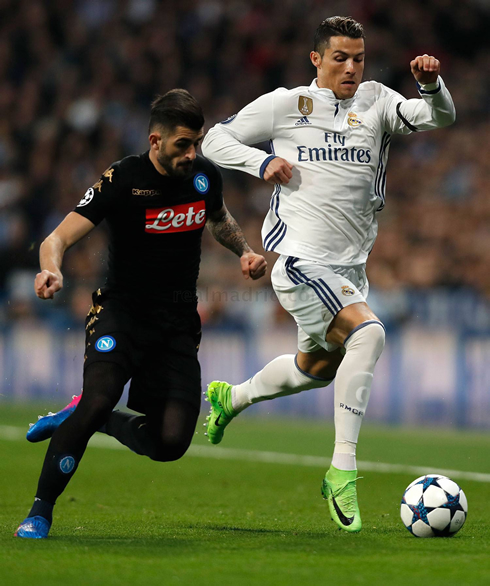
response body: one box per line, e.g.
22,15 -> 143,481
331,440 -> 357,471
232,354 -> 333,413
331,322 -> 385,471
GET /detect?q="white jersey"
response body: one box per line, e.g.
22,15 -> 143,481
202,77 -> 455,265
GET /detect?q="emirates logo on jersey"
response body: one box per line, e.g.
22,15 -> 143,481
145,200 -> 206,233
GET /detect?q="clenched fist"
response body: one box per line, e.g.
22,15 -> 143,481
240,252 -> 267,280
34,270 -> 63,300
263,157 -> 293,185
410,54 -> 440,85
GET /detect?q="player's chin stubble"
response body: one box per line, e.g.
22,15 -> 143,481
157,152 -> 194,177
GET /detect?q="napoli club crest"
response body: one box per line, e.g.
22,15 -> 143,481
193,174 -> 209,194
95,336 -> 116,352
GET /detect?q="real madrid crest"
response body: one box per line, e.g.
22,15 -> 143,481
298,96 -> 313,116
347,112 -> 362,127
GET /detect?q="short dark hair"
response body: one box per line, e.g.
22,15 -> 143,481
313,16 -> 365,55
149,89 -> 204,134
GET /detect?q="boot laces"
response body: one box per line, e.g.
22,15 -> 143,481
331,477 -> 363,511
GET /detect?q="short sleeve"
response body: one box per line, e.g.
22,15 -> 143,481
74,164 -> 121,225
205,161 -> 224,214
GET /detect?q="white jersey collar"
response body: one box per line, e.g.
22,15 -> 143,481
309,79 -> 356,107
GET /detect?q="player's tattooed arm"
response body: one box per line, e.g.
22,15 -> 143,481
206,204 -> 251,256
206,204 -> 267,280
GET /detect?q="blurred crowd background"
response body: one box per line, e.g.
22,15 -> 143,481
1,0 -> 490,330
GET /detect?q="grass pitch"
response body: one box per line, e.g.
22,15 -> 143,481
1,404 -> 490,586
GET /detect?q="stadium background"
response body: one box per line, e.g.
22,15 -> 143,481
1,0 -> 490,428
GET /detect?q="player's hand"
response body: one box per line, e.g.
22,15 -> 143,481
410,54 -> 440,85
263,157 -> 293,185
34,270 -> 63,300
240,252 -> 267,280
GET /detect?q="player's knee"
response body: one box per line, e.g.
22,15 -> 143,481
149,444 -> 189,462
368,321 -> 385,354
149,436 -> 191,462
161,442 -> 190,462
345,320 -> 385,360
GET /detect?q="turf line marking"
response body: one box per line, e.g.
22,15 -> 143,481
3,424 -> 490,483
186,445 -> 490,484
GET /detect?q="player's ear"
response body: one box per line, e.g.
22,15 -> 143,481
310,50 -> 322,69
148,131 -> 162,151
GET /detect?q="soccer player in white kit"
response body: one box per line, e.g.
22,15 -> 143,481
201,16 -> 456,532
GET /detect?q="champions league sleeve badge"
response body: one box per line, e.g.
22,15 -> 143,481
77,187 -> 94,207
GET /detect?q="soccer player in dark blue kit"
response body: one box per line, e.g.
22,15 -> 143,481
15,89 -> 267,538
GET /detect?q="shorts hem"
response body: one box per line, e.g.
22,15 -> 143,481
83,355 -> 132,379
127,388 -> 201,414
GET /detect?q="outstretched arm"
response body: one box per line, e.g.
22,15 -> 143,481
35,212 -> 95,299
206,204 -> 267,280
382,54 -> 456,134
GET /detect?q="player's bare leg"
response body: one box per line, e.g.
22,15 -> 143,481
295,346 -> 344,380
321,302 -> 385,532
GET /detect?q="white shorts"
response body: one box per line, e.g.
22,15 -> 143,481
271,255 -> 369,353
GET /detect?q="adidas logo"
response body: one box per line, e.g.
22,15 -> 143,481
295,116 -> 311,126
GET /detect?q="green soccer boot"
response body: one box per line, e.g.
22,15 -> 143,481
321,465 -> 362,533
205,381 -> 237,444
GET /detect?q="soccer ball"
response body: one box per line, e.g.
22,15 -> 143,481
400,474 -> 468,537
